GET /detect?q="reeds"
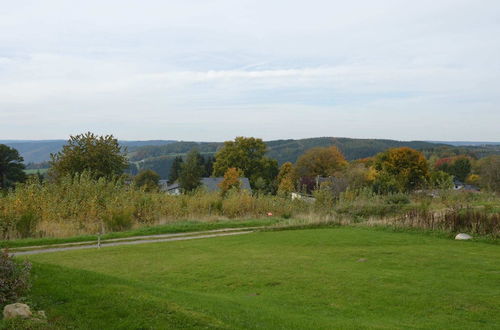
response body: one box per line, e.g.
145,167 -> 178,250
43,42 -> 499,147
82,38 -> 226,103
0,173 -> 308,239
1,174 -> 498,240
392,207 -> 499,237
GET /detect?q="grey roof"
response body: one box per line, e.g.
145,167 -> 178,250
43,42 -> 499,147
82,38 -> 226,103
165,183 -> 180,190
159,180 -> 180,192
200,177 -> 252,192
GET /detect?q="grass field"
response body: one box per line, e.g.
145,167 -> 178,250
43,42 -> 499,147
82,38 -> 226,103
3,227 -> 499,329
23,168 -> 49,175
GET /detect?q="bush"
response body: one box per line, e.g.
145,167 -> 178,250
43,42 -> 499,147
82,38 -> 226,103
222,190 -> 255,218
313,189 -> 335,211
103,209 -> 134,232
15,211 -> 39,238
385,194 -> 410,205
0,250 -> 31,307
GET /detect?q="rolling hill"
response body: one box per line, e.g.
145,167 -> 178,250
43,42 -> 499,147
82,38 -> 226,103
3,137 -> 499,179
0,140 -> 176,163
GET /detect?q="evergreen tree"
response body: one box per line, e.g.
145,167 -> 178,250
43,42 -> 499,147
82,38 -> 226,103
0,144 -> 26,189
178,149 -> 203,192
168,156 -> 184,183
203,156 -> 215,177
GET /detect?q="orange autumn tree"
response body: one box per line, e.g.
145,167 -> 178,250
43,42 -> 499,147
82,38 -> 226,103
295,146 -> 348,178
277,162 -> 296,195
218,167 -> 243,195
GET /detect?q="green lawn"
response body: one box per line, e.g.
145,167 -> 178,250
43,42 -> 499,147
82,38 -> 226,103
4,227 -> 500,329
23,168 -> 49,175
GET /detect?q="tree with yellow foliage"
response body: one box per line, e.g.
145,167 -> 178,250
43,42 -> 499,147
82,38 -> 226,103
218,167 -> 243,195
277,162 -> 296,195
373,147 -> 429,193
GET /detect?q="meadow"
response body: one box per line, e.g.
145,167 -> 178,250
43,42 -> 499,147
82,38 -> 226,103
2,227 -> 499,329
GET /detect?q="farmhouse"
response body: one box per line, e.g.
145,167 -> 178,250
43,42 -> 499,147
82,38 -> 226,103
453,179 -> 480,192
161,177 -> 252,195
160,180 -> 181,195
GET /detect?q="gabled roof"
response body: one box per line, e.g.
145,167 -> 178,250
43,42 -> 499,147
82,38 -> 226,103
200,177 -> 252,192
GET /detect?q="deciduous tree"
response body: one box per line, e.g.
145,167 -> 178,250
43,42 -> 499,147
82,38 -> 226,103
429,170 -> 454,189
134,169 -> 160,192
373,147 -> 429,193
277,162 -> 296,195
219,167 -> 243,195
295,146 -> 347,178
435,156 -> 472,182
212,137 -> 278,188
476,155 -> 500,192
49,132 -> 128,180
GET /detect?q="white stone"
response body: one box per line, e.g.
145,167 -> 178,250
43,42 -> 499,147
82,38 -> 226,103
3,303 -> 32,320
455,233 -> 473,240
36,310 -> 46,319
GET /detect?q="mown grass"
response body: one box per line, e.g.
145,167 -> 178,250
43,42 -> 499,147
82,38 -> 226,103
23,169 -> 49,175
3,227 -> 499,329
0,218 -> 281,249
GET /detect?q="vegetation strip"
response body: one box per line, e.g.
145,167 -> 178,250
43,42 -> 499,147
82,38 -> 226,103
10,230 -> 254,256
0,218 -> 281,249
7,227 -> 262,252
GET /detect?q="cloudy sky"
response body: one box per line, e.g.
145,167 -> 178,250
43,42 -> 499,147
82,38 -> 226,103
1,0 -> 499,141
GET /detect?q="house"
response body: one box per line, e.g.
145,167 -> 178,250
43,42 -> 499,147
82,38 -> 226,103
453,179 -> 480,192
298,176 -> 331,194
291,192 -> 316,203
159,180 -> 181,195
453,179 -> 464,190
162,177 -> 252,195
200,177 -> 252,193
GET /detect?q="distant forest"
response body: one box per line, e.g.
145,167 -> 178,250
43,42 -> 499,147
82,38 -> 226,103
126,138 -> 500,179
4,137 -> 499,179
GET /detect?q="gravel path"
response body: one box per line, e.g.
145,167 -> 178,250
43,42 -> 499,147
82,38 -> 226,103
11,230 -> 254,256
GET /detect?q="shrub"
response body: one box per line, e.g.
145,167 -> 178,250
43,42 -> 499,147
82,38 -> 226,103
103,209 -> 134,232
385,194 -> 410,205
0,250 -> 32,307
15,211 -> 39,238
313,189 -> 335,211
222,190 -> 255,218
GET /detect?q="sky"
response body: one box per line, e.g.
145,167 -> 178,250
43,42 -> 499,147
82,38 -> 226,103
0,0 -> 499,142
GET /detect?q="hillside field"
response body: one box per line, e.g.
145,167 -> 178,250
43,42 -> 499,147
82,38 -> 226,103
4,227 -> 499,329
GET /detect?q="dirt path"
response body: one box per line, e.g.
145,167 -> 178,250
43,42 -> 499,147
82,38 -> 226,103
11,230 -> 255,256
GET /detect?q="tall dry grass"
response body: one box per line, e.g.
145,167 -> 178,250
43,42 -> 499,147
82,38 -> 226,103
390,207 -> 500,237
0,173 -> 309,239
1,174 -> 498,240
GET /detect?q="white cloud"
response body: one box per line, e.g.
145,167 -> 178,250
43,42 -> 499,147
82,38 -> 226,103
0,0 -> 499,141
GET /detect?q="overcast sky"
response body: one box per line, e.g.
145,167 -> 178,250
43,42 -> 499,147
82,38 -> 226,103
1,0 -> 499,141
